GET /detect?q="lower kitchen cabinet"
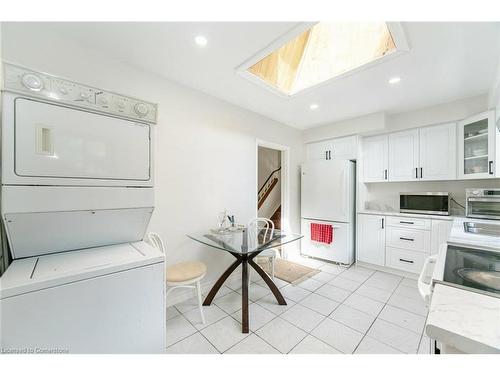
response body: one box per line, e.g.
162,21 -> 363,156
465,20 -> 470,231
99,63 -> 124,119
357,213 -> 452,274
430,220 -> 454,255
356,214 -> 386,266
385,246 -> 427,274
386,226 -> 431,253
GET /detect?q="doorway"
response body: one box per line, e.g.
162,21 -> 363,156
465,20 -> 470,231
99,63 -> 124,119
257,146 -> 282,228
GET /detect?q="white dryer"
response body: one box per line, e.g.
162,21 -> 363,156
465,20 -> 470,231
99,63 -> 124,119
0,63 -> 165,353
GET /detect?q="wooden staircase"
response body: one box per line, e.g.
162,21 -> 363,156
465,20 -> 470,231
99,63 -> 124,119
258,177 -> 279,209
270,206 -> 281,229
257,166 -> 281,229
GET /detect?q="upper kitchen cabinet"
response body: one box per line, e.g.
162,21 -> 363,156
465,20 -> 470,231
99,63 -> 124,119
419,123 -> 457,181
361,135 -> 388,182
306,139 -> 333,161
330,136 -> 358,159
305,136 -> 358,161
458,111 -> 499,179
388,129 -> 420,182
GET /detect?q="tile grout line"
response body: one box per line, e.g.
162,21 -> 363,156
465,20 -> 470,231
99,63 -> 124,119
168,259 -> 426,354
351,275 -> 404,353
198,313 -> 247,354
352,275 -> 425,354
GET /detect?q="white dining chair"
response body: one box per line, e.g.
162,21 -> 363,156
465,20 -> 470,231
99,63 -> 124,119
147,232 -> 206,324
247,218 -> 277,281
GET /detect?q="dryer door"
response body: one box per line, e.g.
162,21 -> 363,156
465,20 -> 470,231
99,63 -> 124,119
14,98 -> 151,184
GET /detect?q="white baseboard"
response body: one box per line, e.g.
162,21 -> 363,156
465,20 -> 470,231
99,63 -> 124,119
356,261 -> 418,280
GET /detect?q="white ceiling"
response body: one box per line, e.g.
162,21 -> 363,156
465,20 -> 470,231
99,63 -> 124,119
15,22 -> 500,129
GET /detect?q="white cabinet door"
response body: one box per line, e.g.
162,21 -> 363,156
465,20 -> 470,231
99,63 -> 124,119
306,136 -> 358,161
361,135 -> 388,182
419,123 -> 457,181
331,136 -> 358,160
457,110 -> 498,179
430,220 -> 453,255
357,214 -> 386,266
388,129 -> 420,181
306,140 -> 331,161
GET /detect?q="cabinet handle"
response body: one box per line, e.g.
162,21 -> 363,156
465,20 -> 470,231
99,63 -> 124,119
399,237 -> 414,241
328,150 -> 331,160
381,218 -> 384,229
399,258 -> 414,264
420,167 -> 423,179
489,161 -> 493,175
415,167 -> 418,179
384,169 -> 388,180
400,221 -> 414,224
325,151 -> 328,160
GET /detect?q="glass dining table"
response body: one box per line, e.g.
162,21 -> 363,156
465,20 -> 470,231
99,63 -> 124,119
187,228 -> 303,333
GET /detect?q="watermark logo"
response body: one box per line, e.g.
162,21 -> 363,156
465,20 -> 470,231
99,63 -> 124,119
1,347 -> 69,354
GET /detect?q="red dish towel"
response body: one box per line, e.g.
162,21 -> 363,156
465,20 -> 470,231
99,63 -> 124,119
310,223 -> 334,244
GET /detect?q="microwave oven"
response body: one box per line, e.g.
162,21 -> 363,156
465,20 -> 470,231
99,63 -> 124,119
400,192 -> 450,216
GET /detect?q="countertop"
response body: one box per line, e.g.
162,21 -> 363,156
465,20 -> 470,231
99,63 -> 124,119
357,209 -> 456,221
425,217 -> 500,353
447,216 -> 500,252
426,283 -> 500,354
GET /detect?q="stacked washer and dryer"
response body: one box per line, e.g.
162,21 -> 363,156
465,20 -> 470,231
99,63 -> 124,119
0,63 -> 166,353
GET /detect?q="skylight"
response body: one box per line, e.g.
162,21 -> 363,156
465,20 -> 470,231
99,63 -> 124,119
247,22 -> 396,95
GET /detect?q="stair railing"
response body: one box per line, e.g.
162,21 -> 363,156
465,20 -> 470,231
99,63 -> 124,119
258,167 -> 281,207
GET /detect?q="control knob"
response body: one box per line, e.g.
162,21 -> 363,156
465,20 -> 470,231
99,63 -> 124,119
21,73 -> 43,91
98,96 -> 109,105
80,91 -> 91,100
134,102 -> 149,117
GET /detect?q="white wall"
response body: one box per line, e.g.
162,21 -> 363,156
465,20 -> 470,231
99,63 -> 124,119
303,95 -> 489,143
1,23 -> 303,295
303,112 -> 386,143
385,95 -> 489,132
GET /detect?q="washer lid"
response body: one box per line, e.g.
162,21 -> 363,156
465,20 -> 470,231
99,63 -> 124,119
0,241 -> 164,299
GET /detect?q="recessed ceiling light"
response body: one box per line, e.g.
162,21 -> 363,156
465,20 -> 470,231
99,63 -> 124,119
309,104 -> 319,110
194,35 -> 208,47
388,76 -> 401,84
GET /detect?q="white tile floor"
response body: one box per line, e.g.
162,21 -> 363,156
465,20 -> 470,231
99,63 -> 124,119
164,257 -> 432,354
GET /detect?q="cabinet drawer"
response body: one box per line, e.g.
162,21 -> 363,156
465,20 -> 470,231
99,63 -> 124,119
386,247 -> 426,274
387,216 -> 431,230
386,227 -> 430,253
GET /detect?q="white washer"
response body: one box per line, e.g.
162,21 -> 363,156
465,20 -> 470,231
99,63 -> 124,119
0,63 -> 164,353
0,242 -> 165,353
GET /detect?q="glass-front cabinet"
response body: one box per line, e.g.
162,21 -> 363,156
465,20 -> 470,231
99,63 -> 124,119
458,110 -> 498,179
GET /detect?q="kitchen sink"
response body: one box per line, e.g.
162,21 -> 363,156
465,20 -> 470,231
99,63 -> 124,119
463,221 -> 500,237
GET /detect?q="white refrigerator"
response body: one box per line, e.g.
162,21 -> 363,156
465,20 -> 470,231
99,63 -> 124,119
300,160 -> 355,265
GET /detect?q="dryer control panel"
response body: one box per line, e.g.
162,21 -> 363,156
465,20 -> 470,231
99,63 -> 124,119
2,63 -> 158,124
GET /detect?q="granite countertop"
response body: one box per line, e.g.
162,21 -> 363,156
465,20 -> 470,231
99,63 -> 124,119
448,217 -> 500,252
426,283 -> 500,354
357,209 -> 457,221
